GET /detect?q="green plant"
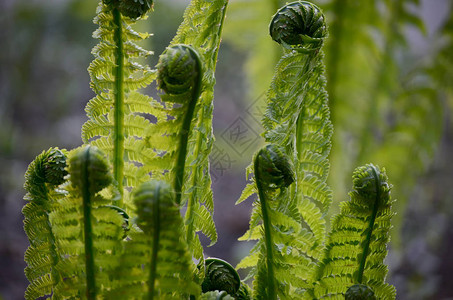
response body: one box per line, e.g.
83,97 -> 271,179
223,0 -> 449,247
23,0 -> 397,299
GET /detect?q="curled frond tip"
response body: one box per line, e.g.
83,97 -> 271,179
156,44 -> 202,100
103,0 -> 154,19
254,144 -> 294,190
345,284 -> 376,300
269,1 -> 327,51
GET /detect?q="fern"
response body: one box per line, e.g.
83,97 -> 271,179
166,0 -> 228,258
23,148 -> 67,299
223,0 -> 446,248
237,2 -> 333,298
312,164 -> 396,299
108,180 -> 201,299
82,1 -> 155,205
50,145 -> 125,299
22,0 -> 405,299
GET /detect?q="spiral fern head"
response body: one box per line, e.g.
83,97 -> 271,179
201,258 -> 241,295
351,164 -> 391,209
345,284 -> 376,300
68,145 -> 112,195
103,0 -> 153,19
254,144 -> 294,190
157,44 -> 201,100
44,148 -> 68,186
269,1 -> 327,51
133,180 -> 175,231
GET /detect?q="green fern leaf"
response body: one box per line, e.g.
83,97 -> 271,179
22,147 -> 68,299
50,146 -> 125,299
312,164 -> 396,299
237,3 -> 332,298
82,2 -> 156,205
148,0 -> 229,259
108,180 -> 201,299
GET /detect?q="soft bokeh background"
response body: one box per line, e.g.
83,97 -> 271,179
0,0 -> 452,299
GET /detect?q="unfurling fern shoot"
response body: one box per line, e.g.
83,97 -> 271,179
23,148 -> 67,299
269,1 -> 327,53
82,0 -> 155,206
237,2 -> 332,299
68,145 -> 112,299
103,0 -> 154,19
126,180 -> 200,299
156,44 -> 202,206
252,144 -> 295,300
201,258 -> 241,295
313,164 -> 396,299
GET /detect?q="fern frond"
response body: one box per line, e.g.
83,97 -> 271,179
237,3 -> 332,297
237,144 -> 325,299
312,164 -> 396,299
83,2 -> 156,205
50,146 -> 124,299
167,0 -> 228,256
108,180 -> 200,299
22,147 -> 68,299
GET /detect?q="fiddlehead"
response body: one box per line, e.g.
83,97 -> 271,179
164,0 -> 228,258
157,44 -> 202,100
69,145 -> 112,195
156,44 -> 206,253
254,144 -> 294,190
201,258 -> 241,295
83,0 -> 155,206
51,145 -> 125,299
103,0 -> 153,19
269,1 -> 327,52
345,284 -> 376,300
43,148 -> 68,186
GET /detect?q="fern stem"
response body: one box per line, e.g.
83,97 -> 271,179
255,157 -> 277,300
148,184 -> 161,300
112,7 -> 125,206
356,165 -> 380,284
81,147 -> 96,300
173,53 -> 203,206
184,117 -> 203,248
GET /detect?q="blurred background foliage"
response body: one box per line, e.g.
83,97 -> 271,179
0,0 -> 452,299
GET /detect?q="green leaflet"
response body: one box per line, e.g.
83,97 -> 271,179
23,148 -> 67,299
108,180 -> 200,299
312,164 -> 396,299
